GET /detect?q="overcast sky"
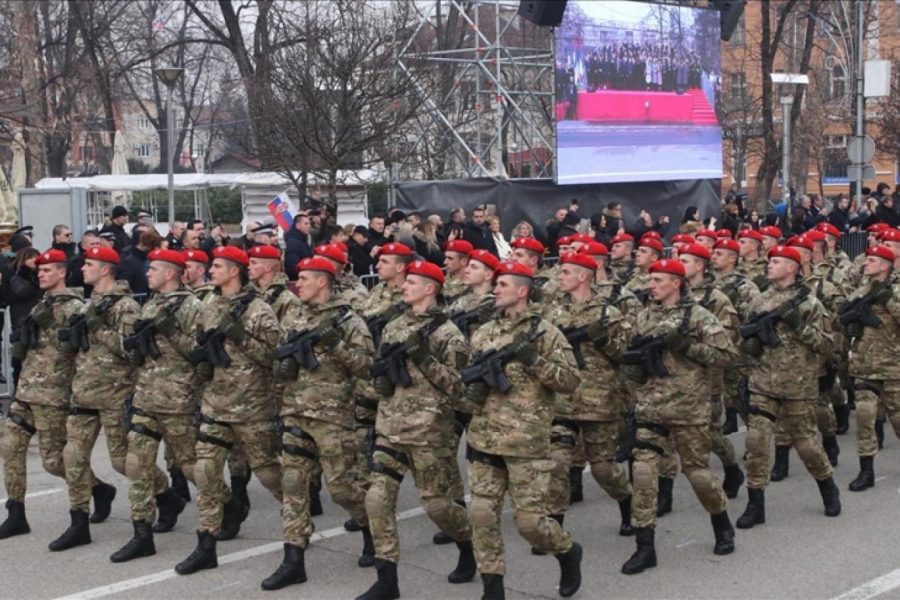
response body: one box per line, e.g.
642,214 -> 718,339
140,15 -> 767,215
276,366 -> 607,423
567,0 -> 697,29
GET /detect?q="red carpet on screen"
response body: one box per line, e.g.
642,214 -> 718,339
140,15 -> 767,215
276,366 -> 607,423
557,88 -> 717,125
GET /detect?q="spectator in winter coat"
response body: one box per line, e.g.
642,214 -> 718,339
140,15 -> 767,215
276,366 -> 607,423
284,213 -> 314,280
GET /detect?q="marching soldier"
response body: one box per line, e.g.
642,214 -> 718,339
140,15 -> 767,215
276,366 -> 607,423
315,243 -> 369,305
620,259 -> 736,575
609,233 -> 636,284
358,259 -> 474,600
0,250 -> 88,539
509,237 -> 552,287
695,229 -> 718,250
110,249 -> 203,562
49,247 -> 171,551
464,261 -> 583,600
263,256 -> 375,590
176,246 -> 283,575
623,236 -> 664,304
442,239 -> 474,303
741,228 -> 772,288
737,245 -> 841,530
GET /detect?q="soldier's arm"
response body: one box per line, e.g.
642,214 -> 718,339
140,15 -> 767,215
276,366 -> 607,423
239,305 -> 280,367
685,311 -> 738,367
796,299 -> 833,355
417,325 -> 468,397
883,283 -> 900,325
97,300 -> 138,358
604,307 -> 630,362
331,314 -> 374,379
528,323 -> 580,394
168,298 -> 203,359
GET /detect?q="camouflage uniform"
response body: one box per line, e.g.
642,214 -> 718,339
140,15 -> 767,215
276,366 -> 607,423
65,281 -> 169,513
194,287 -> 283,535
125,288 -> 206,523
740,257 -> 768,290
278,295 -> 373,549
442,276 -> 469,305
467,308 -> 580,575
535,264 -> 560,297
627,297 -> 735,529
713,271 -> 759,422
611,259 -> 636,285
623,270 -> 651,305
3,290 -> 86,503
336,271 -> 369,306
743,282 -> 834,489
367,305 -> 472,562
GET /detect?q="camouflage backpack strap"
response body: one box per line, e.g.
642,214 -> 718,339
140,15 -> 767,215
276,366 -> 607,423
678,303 -> 694,336
699,286 -> 714,310
721,277 -> 741,307
265,283 -> 286,306
605,283 -> 623,308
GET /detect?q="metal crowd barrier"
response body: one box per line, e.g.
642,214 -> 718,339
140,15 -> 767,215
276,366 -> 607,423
841,231 -> 868,260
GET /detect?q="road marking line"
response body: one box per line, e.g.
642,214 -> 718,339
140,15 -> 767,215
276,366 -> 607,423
875,476 -> 887,482
674,539 -> 696,549
829,568 -> 900,600
53,506 -> 429,600
0,487 -> 64,504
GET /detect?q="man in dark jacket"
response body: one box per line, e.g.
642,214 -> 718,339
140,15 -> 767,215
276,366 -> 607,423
67,230 -> 101,298
348,225 -> 376,277
165,221 -> 185,250
116,227 -> 152,300
100,205 -> 131,253
51,225 -> 77,259
828,195 -> 855,234
463,206 -> 499,256
284,213 -> 314,280
367,214 -> 391,247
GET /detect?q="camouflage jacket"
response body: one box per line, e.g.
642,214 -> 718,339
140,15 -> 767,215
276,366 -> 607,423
690,276 -> 740,396
356,281 -> 405,408
280,295 -> 373,428
192,283 -> 217,303
17,289 -> 84,407
535,264 -> 560,297
611,259 -> 635,285
813,260 -> 852,298
544,292 -> 630,421
623,270 -> 651,304
745,282 -> 832,400
257,272 -> 301,324
594,280 -> 642,322
442,276 -> 469,305
467,307 -> 580,459
448,290 -> 494,339
71,281 -> 141,410
631,297 -> 737,426
740,257 -> 768,290
131,289 -> 204,415
336,272 -> 369,306
846,278 -> 900,380
377,305 -> 468,446
199,286 -> 280,422
713,270 -> 759,322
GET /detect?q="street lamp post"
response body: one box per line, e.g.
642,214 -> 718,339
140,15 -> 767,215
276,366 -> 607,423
770,73 -> 808,226
154,67 -> 184,226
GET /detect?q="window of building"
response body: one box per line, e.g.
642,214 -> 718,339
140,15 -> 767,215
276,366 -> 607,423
195,142 -> 206,156
823,135 -> 849,182
728,72 -> 745,100
133,143 -> 151,158
829,64 -> 846,100
138,116 -> 150,130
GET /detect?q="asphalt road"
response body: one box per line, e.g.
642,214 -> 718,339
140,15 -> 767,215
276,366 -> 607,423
3,422 -> 900,600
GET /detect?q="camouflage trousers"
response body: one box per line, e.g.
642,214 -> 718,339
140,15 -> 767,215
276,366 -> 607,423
659,397 -> 737,479
547,420 -> 631,515
447,410 -> 473,503
366,437 -> 471,562
127,411 -> 198,522
195,418 -> 282,534
469,452 -> 573,575
723,368 -> 748,424
631,424 -> 727,529
64,408 -> 168,512
352,398 -> 378,485
744,394 -> 833,489
281,416 -> 367,548
2,401 -> 96,502
855,380 -> 900,457
773,394 -> 837,446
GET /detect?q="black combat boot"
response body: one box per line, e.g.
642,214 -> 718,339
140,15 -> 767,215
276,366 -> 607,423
532,514 -> 563,555
448,540 -> 477,584
170,468 -> 191,502
568,467 -> 584,503
230,473 -> 251,511
876,417 -> 886,449
49,509 -> 91,551
345,518 -> 363,532
153,487 -> 187,533
834,404 -> 850,435
722,464 -> 745,499
849,456 -> 875,492
769,446 -> 790,481
90,481 -> 117,523
736,488 -> 765,529
0,500 -> 30,539
817,477 -> 842,517
358,527 -> 375,567
556,542 -> 583,597
481,574 -> 505,600
355,559 -> 400,600
823,436 -> 840,467
309,479 -> 323,517
710,511 -> 735,555
722,407 -> 739,435
110,520 -> 156,563
656,477 -> 673,517
175,530 -> 218,575
618,498 -> 635,536
261,543 -> 307,590
217,495 -> 249,541
621,527 -> 656,575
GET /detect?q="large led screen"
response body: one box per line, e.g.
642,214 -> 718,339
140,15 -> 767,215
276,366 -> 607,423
555,1 -> 723,185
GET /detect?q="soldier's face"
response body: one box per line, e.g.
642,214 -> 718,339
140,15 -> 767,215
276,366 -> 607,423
634,246 -> 659,268
209,258 -> 238,287
296,271 -> 326,302
402,275 -> 434,305
610,242 -> 631,260
868,233 -> 880,247
739,238 -> 760,258
376,255 -> 405,282
761,237 -> 777,251
248,257 -> 269,282
183,261 -> 206,286
885,241 -> 900,266
444,253 -> 467,275
82,259 -> 107,286
493,274 -> 529,310
147,261 -> 171,291
864,256 -> 891,278
711,249 -> 736,271
511,248 -> 539,270
766,257 -> 796,282
557,264 -> 589,294
648,273 -> 680,303
463,260 -> 492,287
697,236 -> 716,249
38,264 -> 65,290
678,254 -> 705,280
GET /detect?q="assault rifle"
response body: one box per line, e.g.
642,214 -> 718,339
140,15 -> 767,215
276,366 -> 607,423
838,288 -> 882,329
739,286 -> 809,348
365,301 -> 404,348
123,319 -> 161,361
276,309 -> 352,371
621,335 -> 668,377
461,317 -> 545,394
368,314 -> 447,387
189,292 -> 255,368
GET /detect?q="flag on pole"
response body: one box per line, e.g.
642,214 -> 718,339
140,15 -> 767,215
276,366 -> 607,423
268,192 -> 296,231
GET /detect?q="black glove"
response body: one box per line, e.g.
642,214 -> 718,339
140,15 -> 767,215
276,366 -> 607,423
153,311 -> 178,338
476,302 -> 495,324
465,382 -> 490,405
315,322 -> 342,351
31,303 -> 54,329
126,348 -> 144,367
512,336 -> 540,367
196,361 -> 214,381
623,364 -> 647,385
220,314 -> 246,343
10,342 -> 26,361
741,337 -> 764,357
586,319 -> 609,348
373,375 -> 395,397
845,321 -> 863,340
873,282 -> 893,306
663,328 -> 691,353
404,330 -> 430,365
781,305 -> 804,331
84,309 -> 104,333
275,357 -> 300,380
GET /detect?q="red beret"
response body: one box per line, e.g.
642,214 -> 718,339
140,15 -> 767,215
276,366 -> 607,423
786,236 -> 814,252
511,236 -> 545,254
570,233 -> 594,245
213,246 -> 249,267
768,245 -> 802,264
248,244 -> 281,260
406,260 -> 445,285
759,226 -> 783,240
678,243 -> 711,261
867,223 -> 890,234
671,234 -> 696,245
495,261 -> 534,279
880,229 -> 900,242
560,251 -> 597,271
183,249 -> 209,264
36,249 -> 68,265
714,239 -> 741,253
738,230 -> 763,243
378,242 -> 414,257
148,248 -> 186,268
638,237 -> 664,255
85,246 -> 120,265
556,235 -> 574,247
468,249 -> 500,271
816,222 -> 842,238
580,241 -> 608,256
649,259 -> 686,277
867,246 -> 896,263
609,233 -> 634,245
444,239 -> 474,255
334,241 -> 348,253
716,230 -> 733,239
315,243 -> 349,265
641,231 -> 662,241
804,230 -> 826,244
696,229 -> 718,240
296,256 -> 336,277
